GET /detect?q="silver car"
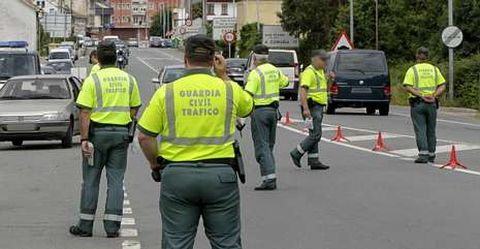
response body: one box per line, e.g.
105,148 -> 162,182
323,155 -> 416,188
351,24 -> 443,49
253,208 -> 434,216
0,75 -> 82,147
152,65 -> 186,90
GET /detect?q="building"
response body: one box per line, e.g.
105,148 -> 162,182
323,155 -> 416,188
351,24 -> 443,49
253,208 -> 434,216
35,0 -> 90,37
0,0 -> 39,50
205,0 -> 236,21
236,0 -> 282,28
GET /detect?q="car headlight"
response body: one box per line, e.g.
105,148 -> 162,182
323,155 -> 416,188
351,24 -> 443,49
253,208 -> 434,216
42,112 -> 69,121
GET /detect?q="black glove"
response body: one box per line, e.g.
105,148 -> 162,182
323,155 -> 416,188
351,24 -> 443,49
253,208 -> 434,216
151,170 -> 162,182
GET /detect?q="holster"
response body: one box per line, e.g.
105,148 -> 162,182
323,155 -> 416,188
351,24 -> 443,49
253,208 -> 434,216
232,140 -> 246,184
127,119 -> 137,143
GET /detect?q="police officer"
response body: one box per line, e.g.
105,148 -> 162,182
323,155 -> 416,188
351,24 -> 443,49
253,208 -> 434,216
89,50 -> 101,76
69,41 -> 142,237
137,34 -> 253,249
290,50 -> 331,170
403,47 -> 446,163
244,44 -> 289,191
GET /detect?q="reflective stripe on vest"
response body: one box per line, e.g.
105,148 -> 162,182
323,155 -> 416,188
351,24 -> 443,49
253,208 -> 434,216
92,73 -> 134,112
253,68 -> 280,99
163,82 -> 234,145
412,65 -> 438,91
307,66 -> 327,93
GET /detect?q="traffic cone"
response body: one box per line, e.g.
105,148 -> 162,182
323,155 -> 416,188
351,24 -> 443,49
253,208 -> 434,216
372,132 -> 389,151
331,125 -> 350,142
283,112 -> 292,125
440,145 -> 467,170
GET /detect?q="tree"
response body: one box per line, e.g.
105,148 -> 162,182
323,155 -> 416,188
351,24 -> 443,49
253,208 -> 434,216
237,23 -> 262,58
150,9 -> 174,37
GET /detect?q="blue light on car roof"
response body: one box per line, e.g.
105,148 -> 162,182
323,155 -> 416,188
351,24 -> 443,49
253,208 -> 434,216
0,41 -> 29,48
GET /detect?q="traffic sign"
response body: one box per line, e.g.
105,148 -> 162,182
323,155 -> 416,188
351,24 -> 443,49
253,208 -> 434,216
185,19 -> 193,27
179,27 -> 187,35
442,26 -> 463,48
223,32 -> 236,44
331,31 -> 354,51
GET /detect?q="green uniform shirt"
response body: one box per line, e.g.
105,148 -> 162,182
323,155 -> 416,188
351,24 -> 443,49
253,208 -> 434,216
244,63 -> 289,106
300,65 -> 328,105
403,63 -> 446,98
138,69 -> 253,161
89,64 -> 101,76
76,67 -> 142,125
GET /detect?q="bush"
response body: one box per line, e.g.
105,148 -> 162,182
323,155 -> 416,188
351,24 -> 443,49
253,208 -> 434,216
237,23 -> 262,58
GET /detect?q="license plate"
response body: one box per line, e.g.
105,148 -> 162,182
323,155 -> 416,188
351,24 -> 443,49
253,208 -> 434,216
7,124 -> 36,131
351,87 -> 372,94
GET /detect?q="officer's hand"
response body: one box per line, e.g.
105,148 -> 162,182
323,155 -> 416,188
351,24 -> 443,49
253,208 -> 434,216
151,170 -> 162,182
303,108 -> 312,119
422,95 -> 436,103
81,141 -> 92,156
214,55 -> 228,79
329,71 -> 336,80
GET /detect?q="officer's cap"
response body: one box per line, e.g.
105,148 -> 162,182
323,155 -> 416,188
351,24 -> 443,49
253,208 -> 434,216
417,47 -> 429,56
185,34 -> 216,59
97,41 -> 116,58
311,49 -> 329,60
253,44 -> 269,55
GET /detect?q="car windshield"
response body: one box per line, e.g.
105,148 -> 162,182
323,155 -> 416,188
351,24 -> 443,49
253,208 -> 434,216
47,62 -> 72,73
227,60 -> 247,68
269,52 -> 295,67
336,53 -> 386,73
49,52 -> 70,60
163,68 -> 185,83
0,78 -> 70,100
0,54 -> 36,79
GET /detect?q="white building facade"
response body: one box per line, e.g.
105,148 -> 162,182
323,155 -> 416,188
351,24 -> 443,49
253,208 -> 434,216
206,0 -> 236,21
0,0 -> 38,50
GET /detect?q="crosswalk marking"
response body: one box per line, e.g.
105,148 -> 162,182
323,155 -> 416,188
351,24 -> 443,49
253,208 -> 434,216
121,217 -> 136,225
123,200 -> 130,206
120,228 -> 138,237
123,207 -> 133,214
390,144 -> 480,157
122,240 -> 141,249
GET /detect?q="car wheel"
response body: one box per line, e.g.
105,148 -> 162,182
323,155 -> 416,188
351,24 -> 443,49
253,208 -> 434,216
366,107 -> 376,115
12,140 -> 23,146
379,104 -> 390,116
326,105 -> 336,114
61,121 -> 73,148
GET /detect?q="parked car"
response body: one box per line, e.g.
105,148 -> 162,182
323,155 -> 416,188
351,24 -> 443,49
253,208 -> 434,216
48,48 -> 71,63
326,49 -> 391,116
0,41 -> 42,89
0,75 -> 82,147
59,41 -> 77,61
83,37 -> 94,47
150,36 -> 163,48
245,49 -> 300,100
152,65 -> 186,89
127,38 -> 139,47
226,58 -> 248,86
46,60 -> 74,74
41,65 -> 56,75
162,39 -> 173,48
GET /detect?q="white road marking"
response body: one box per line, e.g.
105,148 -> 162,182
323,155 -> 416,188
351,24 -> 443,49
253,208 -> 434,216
122,240 -> 141,249
121,228 -> 138,237
123,199 -> 130,205
392,112 -> 480,128
151,49 -> 184,62
123,207 -> 133,214
347,133 -> 405,142
136,56 -> 159,73
322,126 -> 338,132
124,192 -> 128,198
121,217 -> 136,225
391,144 -> 480,157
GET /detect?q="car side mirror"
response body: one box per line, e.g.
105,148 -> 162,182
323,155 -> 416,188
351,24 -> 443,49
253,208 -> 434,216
152,78 -> 160,84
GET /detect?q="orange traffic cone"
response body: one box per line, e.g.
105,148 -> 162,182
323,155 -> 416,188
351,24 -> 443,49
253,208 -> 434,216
372,132 -> 389,151
440,145 -> 467,170
331,125 -> 350,142
283,112 -> 292,125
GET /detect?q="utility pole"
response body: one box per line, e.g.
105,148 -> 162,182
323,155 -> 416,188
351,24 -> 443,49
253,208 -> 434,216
256,0 -> 260,31
349,0 -> 354,44
162,3 -> 166,38
448,0 -> 454,100
202,0 -> 207,34
375,0 -> 378,50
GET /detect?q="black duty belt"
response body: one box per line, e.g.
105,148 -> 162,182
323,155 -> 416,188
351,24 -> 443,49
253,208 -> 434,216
307,98 -> 326,108
91,121 -> 129,128
254,101 -> 279,110
164,158 -> 235,166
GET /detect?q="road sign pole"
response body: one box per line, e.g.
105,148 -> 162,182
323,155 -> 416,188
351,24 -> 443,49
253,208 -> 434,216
448,0 -> 454,100
228,43 -> 232,58
350,0 -> 354,44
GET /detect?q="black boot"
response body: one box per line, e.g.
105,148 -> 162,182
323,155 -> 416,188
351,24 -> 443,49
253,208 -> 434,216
107,231 -> 120,238
428,155 -> 436,163
308,159 -> 330,170
254,179 -> 277,191
290,147 -> 303,168
414,157 -> 429,164
69,225 -> 92,237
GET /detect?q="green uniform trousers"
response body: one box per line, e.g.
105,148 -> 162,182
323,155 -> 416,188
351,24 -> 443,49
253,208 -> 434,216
250,107 -> 278,179
77,126 -> 129,234
410,101 -> 437,159
160,164 -> 241,249
298,104 -> 324,159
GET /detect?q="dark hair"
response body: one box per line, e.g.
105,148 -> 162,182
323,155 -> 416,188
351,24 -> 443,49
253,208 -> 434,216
89,50 -> 97,64
185,34 -> 215,66
253,44 -> 269,55
97,41 -> 116,65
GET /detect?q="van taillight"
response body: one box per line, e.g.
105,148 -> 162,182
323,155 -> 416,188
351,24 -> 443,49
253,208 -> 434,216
384,85 -> 391,96
294,63 -> 299,77
330,83 -> 339,95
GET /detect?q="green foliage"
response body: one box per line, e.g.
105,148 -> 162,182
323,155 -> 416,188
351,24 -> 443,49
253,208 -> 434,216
192,2 -> 203,20
237,23 -> 262,58
38,24 -> 50,56
150,10 -> 173,37
452,54 -> 480,108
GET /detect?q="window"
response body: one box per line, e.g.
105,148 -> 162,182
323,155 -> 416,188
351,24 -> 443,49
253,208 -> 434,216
221,3 -> 228,15
207,4 -> 215,15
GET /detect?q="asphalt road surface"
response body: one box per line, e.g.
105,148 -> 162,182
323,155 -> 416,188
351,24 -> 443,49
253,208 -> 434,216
2,48 -> 480,249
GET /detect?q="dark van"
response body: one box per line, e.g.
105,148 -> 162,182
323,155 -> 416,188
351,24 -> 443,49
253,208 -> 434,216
326,49 -> 391,115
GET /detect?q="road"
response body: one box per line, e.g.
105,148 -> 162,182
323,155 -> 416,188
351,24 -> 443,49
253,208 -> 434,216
1,47 -> 480,249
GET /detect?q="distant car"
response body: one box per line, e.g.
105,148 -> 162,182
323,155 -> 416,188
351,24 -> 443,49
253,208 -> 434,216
59,41 -> 77,61
246,49 -> 300,100
41,65 -> 56,75
226,58 -> 247,86
150,36 -> 163,48
127,38 -> 139,47
0,41 -> 42,89
162,39 -> 173,48
48,48 -> 71,63
103,35 -> 120,43
0,74 -> 83,147
152,65 -> 186,89
326,49 -> 391,116
83,37 -> 94,47
46,60 -> 74,74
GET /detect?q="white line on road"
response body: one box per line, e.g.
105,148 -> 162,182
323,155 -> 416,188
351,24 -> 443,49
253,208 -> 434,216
391,144 -> 480,157
392,112 -> 480,128
121,217 -> 136,226
124,199 -> 130,205
123,207 -> 133,214
136,56 -> 159,73
122,240 -> 141,249
121,228 -> 139,237
346,133 -> 405,142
